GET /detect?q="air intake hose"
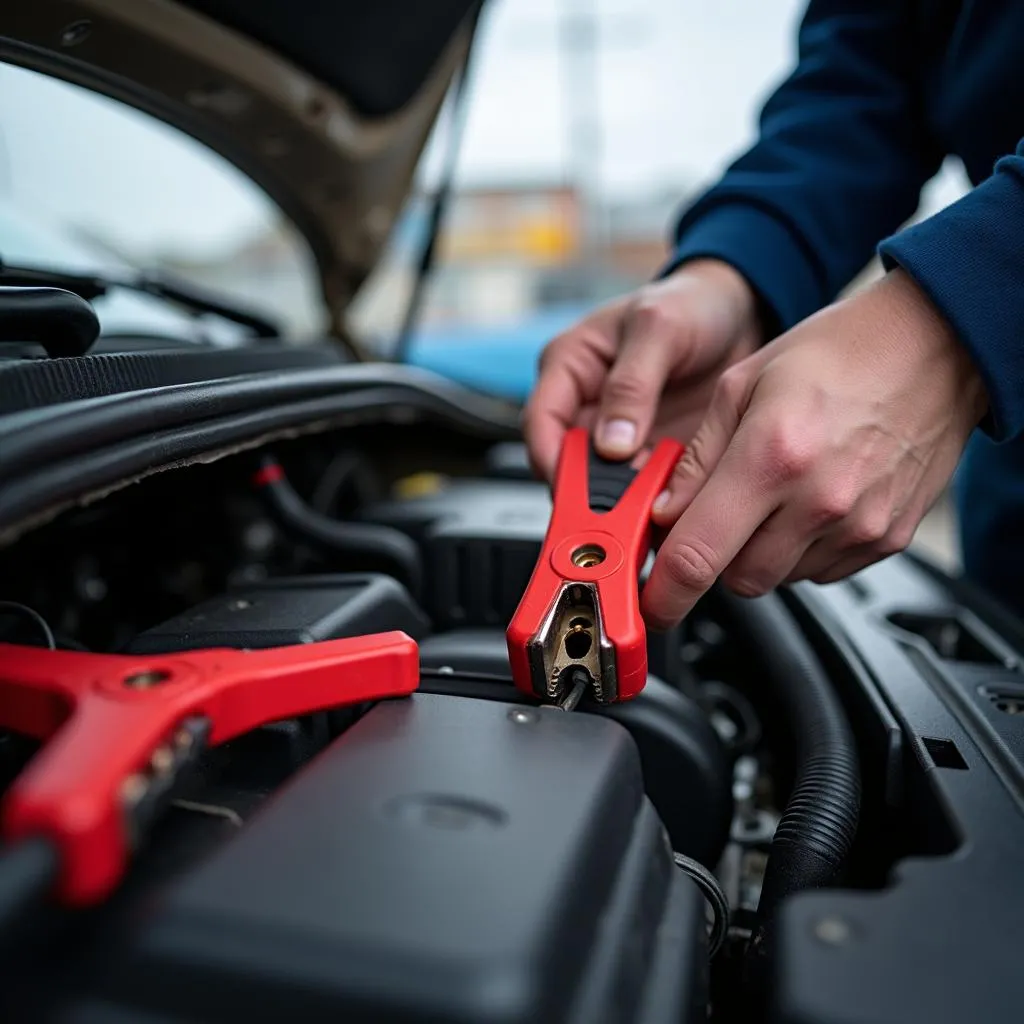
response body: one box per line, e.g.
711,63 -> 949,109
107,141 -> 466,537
718,589 -> 860,965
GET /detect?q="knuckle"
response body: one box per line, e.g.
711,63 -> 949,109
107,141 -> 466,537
844,509 -> 891,547
660,538 -> 721,594
537,337 -> 564,370
761,421 -> 815,484
879,522 -> 914,557
806,486 -> 856,528
674,434 -> 708,480
714,365 -> 748,408
627,295 -> 672,337
605,369 -> 654,406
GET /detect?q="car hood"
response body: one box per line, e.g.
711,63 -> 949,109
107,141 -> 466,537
0,0 -> 482,339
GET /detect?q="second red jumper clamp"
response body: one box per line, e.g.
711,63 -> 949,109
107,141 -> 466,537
0,633 -> 418,905
507,426 -> 684,709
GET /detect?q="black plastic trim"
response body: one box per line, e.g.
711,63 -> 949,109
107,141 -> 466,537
0,345 -> 344,414
773,559 -> 1024,1024
0,366 -> 520,539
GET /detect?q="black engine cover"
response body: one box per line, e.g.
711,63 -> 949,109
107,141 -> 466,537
362,479 -> 551,629
418,629 -> 733,868
82,694 -> 708,1024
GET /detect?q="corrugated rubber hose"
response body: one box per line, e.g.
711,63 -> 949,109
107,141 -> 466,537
718,589 -> 861,974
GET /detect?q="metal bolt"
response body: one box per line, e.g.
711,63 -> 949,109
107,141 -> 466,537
571,544 -> 605,568
508,708 -> 538,725
61,20 -> 92,47
813,916 -> 853,946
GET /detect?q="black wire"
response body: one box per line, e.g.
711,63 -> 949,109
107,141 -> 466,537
0,601 -> 56,650
393,1 -> 484,362
673,852 -> 729,958
255,457 -> 424,598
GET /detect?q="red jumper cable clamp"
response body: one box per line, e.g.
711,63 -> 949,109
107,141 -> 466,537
506,426 -> 684,710
0,633 -> 418,905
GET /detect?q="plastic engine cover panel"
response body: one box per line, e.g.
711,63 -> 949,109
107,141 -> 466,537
88,693 -> 706,1024
361,480 -> 551,627
125,573 -> 430,653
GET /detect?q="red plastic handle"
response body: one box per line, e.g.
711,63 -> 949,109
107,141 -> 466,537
506,427 -> 683,703
0,633 -> 419,904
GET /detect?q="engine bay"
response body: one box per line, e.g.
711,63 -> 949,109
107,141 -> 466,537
1,415 -> 1024,1023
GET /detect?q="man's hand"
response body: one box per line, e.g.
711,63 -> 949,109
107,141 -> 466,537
643,268 -> 989,629
522,259 -> 763,481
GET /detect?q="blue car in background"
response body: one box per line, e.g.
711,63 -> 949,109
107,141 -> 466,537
406,302 -> 590,404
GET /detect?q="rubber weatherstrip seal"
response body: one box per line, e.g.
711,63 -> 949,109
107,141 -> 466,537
0,346 -> 345,414
0,369 -> 521,543
0,364 -> 518,480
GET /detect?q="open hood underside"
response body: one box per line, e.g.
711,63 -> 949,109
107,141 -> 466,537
0,0 -> 481,336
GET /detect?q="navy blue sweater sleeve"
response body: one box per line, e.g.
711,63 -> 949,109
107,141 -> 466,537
879,140 -> 1024,441
663,0 -> 943,335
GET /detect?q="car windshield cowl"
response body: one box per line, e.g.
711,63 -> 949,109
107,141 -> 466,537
0,258 -> 282,344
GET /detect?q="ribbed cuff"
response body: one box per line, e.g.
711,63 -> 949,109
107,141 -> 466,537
879,164 -> 1024,442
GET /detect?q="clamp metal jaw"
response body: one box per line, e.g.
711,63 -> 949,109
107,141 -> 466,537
506,427 -> 684,709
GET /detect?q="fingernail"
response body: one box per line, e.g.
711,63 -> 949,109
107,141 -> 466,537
600,419 -> 636,452
653,489 -> 671,513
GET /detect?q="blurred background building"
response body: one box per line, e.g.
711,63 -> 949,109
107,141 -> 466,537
163,179 -> 681,344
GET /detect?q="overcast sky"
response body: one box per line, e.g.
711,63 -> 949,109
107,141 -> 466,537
0,0 -> 967,260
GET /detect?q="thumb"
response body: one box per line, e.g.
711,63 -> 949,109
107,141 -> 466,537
651,364 -> 756,525
594,300 -> 677,459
